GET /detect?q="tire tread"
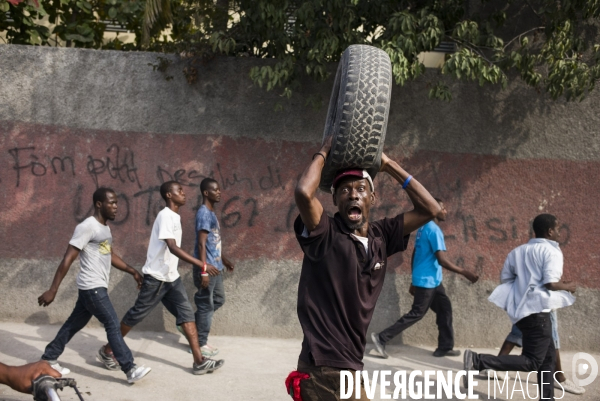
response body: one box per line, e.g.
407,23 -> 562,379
320,45 -> 392,192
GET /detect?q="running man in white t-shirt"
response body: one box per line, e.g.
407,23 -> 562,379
38,188 -> 151,383
102,181 -> 224,375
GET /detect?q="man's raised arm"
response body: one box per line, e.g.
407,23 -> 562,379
379,153 -> 440,234
294,137 -> 332,231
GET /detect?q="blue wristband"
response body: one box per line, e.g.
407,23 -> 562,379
402,175 -> 412,189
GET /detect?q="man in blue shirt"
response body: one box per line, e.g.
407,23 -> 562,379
190,178 -> 234,358
372,198 -> 479,358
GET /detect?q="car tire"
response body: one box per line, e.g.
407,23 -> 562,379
319,44 -> 392,192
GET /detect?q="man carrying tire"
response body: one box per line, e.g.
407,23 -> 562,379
290,137 -> 440,400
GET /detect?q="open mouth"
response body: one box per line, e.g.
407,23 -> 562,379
347,206 -> 362,221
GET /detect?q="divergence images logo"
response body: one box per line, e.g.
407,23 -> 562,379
572,352 -> 598,387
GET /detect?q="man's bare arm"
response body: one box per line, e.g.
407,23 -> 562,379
38,245 -> 80,307
545,281 -> 576,293
197,230 -> 220,278
111,253 -> 143,289
0,361 -> 61,394
222,255 -> 234,272
294,137 -> 332,231
379,153 -> 440,234
164,238 -> 204,267
435,251 -> 479,283
195,230 -> 219,284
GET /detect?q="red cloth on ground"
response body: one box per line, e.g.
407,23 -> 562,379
285,370 -> 310,401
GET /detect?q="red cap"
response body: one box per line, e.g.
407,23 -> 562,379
331,169 -> 374,194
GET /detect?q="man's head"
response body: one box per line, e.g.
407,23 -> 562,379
200,178 -> 221,203
160,180 -> 186,206
331,169 -> 375,231
93,187 -> 118,221
434,198 -> 447,222
533,213 -> 560,241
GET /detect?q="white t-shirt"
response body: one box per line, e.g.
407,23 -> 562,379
351,234 -> 369,253
142,207 -> 182,282
488,238 -> 575,324
69,216 -> 113,290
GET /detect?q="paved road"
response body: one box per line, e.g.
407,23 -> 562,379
0,322 -> 597,400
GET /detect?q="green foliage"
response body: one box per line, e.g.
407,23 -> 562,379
428,81 -> 452,101
47,0 -> 147,48
1,0 -> 51,45
1,0 -> 151,48
147,55 -> 173,79
3,0 -> 600,102
200,0 -> 600,102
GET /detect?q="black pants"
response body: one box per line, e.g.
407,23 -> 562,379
378,284 -> 454,350
296,359 -> 366,400
474,312 -> 556,400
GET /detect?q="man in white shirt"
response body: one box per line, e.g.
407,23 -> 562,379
38,188 -> 151,383
463,214 -> 576,400
102,181 -> 224,375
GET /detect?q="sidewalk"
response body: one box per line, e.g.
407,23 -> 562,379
0,322 -> 597,400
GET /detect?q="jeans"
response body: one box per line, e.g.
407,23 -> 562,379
194,271 -> 225,346
121,275 -> 195,327
378,284 -> 454,351
506,309 -> 560,349
474,312 -> 556,400
42,288 -> 134,373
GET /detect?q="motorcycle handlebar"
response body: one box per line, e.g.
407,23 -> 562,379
32,375 -> 80,401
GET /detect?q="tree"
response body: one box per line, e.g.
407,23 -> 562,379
1,0 -> 154,48
156,0 -> 600,101
1,0 -> 51,45
3,0 -> 600,102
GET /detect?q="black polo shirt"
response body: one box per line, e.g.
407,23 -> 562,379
294,210 -> 409,370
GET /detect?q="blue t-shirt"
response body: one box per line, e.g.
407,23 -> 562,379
194,205 -> 223,271
412,221 -> 446,288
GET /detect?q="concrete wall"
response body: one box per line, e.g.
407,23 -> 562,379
1,44 -> 599,351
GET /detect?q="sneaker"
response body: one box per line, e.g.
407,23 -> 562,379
96,345 -> 120,371
193,358 -> 224,375
556,378 -> 585,394
201,344 -> 219,357
48,361 -> 70,375
126,365 -> 151,383
186,344 -> 220,357
463,350 -> 476,388
371,332 -> 389,359
433,348 -> 461,357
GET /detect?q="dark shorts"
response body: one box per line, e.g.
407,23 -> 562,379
121,275 -> 195,327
